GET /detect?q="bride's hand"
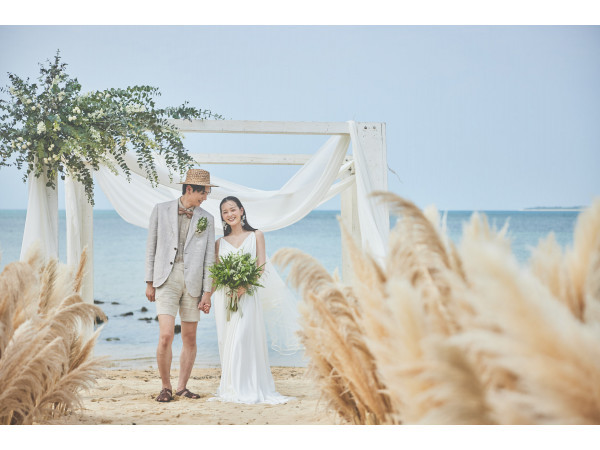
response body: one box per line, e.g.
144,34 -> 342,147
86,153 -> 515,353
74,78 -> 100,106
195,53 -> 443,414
236,286 -> 246,297
199,292 -> 211,314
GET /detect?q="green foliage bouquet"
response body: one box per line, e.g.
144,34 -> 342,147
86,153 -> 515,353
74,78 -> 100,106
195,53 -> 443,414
210,251 -> 265,321
0,51 -> 223,205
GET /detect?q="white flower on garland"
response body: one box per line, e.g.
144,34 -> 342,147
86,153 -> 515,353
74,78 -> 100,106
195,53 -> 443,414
89,109 -> 105,119
125,104 -> 146,114
89,127 -> 101,142
37,122 -> 46,134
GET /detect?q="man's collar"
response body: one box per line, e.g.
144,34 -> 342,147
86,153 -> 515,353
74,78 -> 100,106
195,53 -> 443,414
178,197 -> 195,211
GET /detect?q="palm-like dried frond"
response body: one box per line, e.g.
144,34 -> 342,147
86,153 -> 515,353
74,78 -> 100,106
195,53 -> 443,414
273,248 -> 393,424
564,200 -> 600,321
73,247 -> 88,295
529,233 -> 566,307
584,236 -> 600,324
0,262 -> 40,358
415,341 -> 494,425
372,192 -> 468,336
277,192 -> 600,425
37,258 -> 58,315
456,221 -> 600,424
296,298 -> 359,423
528,201 -> 600,323
0,248 -> 107,425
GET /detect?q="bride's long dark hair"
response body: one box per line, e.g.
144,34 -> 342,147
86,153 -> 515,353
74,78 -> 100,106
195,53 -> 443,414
219,196 -> 257,236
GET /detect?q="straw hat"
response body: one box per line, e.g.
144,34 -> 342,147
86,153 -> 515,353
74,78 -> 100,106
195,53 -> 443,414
178,169 -> 219,187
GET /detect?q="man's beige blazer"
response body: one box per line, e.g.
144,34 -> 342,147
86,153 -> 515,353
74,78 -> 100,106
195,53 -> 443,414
145,199 -> 215,297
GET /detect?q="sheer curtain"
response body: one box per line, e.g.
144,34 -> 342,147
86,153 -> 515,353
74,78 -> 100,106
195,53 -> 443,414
94,134 -> 352,232
20,170 -> 58,261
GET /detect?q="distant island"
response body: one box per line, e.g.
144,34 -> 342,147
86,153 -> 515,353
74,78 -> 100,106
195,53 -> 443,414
523,206 -> 584,211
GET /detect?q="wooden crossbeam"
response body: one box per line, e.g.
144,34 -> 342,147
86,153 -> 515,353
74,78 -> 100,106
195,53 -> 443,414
190,154 -> 354,166
190,153 -> 313,165
171,119 -> 350,135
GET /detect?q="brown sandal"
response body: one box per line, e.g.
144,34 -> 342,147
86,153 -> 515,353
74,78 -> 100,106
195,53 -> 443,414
176,388 -> 201,399
156,388 -> 173,402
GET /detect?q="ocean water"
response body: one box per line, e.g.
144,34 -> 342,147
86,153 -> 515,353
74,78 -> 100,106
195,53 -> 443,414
0,209 -> 581,369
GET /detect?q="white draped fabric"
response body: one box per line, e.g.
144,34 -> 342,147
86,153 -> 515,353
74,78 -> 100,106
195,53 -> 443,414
20,120 -> 389,283
20,170 -> 58,261
65,176 -> 85,265
94,134 -> 354,232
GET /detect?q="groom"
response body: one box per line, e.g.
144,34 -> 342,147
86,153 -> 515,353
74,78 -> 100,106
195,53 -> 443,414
145,168 -> 217,403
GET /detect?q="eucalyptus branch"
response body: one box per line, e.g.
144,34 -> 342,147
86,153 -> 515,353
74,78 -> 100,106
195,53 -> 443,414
0,50 -> 223,205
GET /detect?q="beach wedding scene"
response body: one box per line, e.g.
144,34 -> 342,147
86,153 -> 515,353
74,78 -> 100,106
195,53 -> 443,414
1,23 -> 599,429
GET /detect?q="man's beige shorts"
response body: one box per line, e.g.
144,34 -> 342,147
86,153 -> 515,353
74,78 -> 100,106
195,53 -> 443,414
155,263 -> 200,322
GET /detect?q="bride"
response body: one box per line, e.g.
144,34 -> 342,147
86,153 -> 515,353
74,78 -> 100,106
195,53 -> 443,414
208,196 -> 294,404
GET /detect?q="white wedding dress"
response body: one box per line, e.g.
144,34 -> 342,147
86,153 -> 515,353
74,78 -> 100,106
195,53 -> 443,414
209,232 -> 293,404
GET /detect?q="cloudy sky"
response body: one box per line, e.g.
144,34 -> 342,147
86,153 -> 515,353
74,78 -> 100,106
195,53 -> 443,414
1,25 -> 599,210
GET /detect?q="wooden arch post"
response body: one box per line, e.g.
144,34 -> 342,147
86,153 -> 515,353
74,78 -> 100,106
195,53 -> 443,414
341,122 -> 388,282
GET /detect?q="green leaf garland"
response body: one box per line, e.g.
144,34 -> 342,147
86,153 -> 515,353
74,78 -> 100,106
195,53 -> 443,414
0,50 -> 224,205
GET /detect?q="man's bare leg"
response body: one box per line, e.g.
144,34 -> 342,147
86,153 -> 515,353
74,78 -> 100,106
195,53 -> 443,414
157,314 -> 175,390
177,321 -> 198,393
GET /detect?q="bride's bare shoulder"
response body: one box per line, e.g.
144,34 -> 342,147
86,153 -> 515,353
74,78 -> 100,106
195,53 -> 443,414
254,230 -> 265,247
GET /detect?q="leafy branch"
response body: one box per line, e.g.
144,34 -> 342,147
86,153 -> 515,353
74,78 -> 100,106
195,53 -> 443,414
0,50 -> 224,205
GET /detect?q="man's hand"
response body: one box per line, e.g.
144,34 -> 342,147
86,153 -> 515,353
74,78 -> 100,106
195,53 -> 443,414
199,292 -> 212,314
146,282 -> 156,302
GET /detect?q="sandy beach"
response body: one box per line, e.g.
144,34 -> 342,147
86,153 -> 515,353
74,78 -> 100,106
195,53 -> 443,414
43,367 -> 343,425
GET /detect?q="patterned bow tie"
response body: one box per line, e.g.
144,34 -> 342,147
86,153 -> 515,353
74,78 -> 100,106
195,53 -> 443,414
178,208 -> 193,219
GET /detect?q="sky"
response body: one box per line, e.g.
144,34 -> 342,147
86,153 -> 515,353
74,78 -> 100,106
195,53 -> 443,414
1,25 -> 599,211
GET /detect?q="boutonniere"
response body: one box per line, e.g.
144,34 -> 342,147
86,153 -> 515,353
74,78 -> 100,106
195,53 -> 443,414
196,217 -> 208,234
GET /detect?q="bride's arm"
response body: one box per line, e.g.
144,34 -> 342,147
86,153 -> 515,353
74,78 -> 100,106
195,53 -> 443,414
255,230 -> 266,276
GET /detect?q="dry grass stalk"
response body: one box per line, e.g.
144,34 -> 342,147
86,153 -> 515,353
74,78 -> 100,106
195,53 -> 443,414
455,213 -> 600,423
272,249 -> 394,424
565,199 -> 600,320
529,233 -> 565,307
278,192 -> 600,424
0,246 -> 107,425
372,192 -> 470,336
584,236 -> 600,324
340,198 -> 493,424
529,199 -> 600,322
73,249 -> 88,295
